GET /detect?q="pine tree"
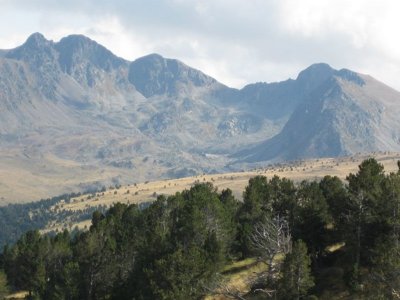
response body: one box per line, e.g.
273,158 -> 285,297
294,181 -> 331,263
346,158 -> 386,286
366,238 -> 400,299
278,240 -> 314,300
237,176 -> 272,257
0,270 -> 9,299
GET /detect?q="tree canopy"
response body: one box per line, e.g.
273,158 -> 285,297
2,158 -> 400,299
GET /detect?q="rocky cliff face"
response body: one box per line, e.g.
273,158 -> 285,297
236,66 -> 400,162
128,53 -> 220,97
1,33 -> 400,202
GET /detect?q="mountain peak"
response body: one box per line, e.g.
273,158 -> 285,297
56,34 -> 101,50
295,63 -> 336,93
55,33 -> 126,75
296,63 -> 365,87
5,32 -> 56,66
26,32 -> 47,43
297,63 -> 334,81
129,53 -> 217,97
142,53 -> 164,60
23,32 -> 51,49
8,32 -> 51,55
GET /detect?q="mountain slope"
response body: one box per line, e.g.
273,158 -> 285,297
0,33 -> 268,202
128,53 -> 220,97
237,68 -> 400,163
1,33 -> 400,203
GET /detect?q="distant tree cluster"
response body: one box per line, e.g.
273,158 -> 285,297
0,192 -> 109,250
0,193 -> 81,249
1,158 -> 400,299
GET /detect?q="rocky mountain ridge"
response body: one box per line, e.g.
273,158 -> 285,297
1,32 -> 400,203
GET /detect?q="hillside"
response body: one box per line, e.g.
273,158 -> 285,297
3,156 -> 400,300
237,66 -> 400,162
43,152 -> 400,233
2,33 -> 400,203
1,151 -> 397,260
1,152 -> 399,253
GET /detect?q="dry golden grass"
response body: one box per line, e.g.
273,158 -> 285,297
2,151 -> 399,206
43,152 -> 400,232
4,291 -> 29,299
0,151 -> 142,205
326,242 -> 346,253
204,258 -> 267,300
204,243 -> 345,300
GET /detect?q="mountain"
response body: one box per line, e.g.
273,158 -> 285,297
237,65 -> 400,162
1,33 -> 400,203
128,53 -> 219,97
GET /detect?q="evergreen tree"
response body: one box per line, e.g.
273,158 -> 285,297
367,238 -> 400,299
294,181 -> 331,264
237,176 -> 271,257
278,240 -> 314,300
41,230 -> 75,300
345,158 -> 386,286
319,175 -> 347,224
124,183 -> 233,299
382,172 -> 400,240
219,188 -> 240,255
3,230 -> 48,297
269,175 -> 297,223
0,270 -> 9,299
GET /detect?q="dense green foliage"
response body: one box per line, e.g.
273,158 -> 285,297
2,184 -> 238,299
278,240 -> 314,300
0,270 -> 9,298
0,192 -> 108,250
2,158 -> 400,299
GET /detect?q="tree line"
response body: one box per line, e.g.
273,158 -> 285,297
1,158 -> 400,299
0,191 -> 111,250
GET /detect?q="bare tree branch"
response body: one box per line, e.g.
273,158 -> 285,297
250,216 -> 291,259
246,215 -> 292,298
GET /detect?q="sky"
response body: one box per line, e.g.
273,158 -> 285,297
1,0 -> 400,90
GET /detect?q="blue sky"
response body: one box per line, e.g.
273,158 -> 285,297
1,0 -> 400,90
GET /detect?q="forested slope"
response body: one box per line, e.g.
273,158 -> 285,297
2,159 -> 400,299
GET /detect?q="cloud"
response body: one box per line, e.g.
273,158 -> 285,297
1,0 -> 400,90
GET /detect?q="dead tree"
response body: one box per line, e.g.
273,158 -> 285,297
250,216 -> 292,294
